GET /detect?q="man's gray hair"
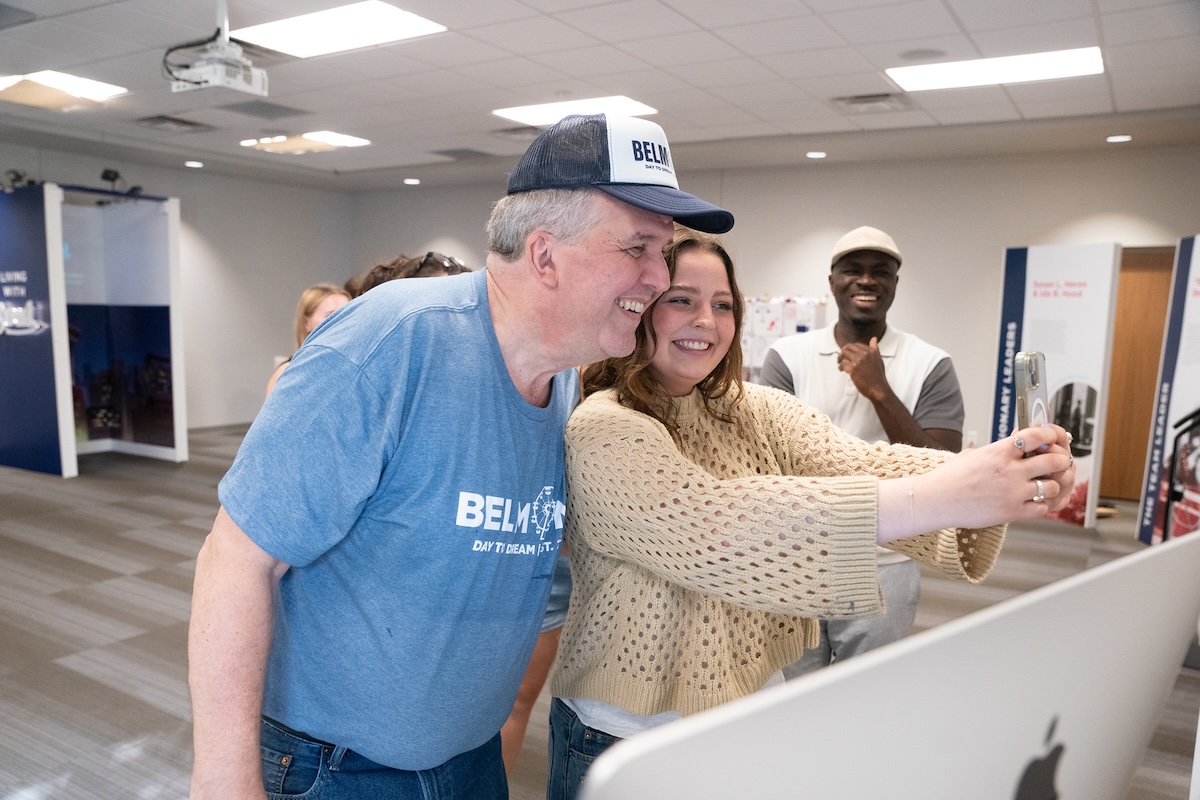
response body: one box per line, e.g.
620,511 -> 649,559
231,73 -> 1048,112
486,188 -> 605,262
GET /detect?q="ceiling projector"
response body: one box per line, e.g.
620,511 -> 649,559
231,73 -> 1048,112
169,37 -> 267,96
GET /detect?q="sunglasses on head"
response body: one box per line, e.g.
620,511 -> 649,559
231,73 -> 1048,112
414,251 -> 467,275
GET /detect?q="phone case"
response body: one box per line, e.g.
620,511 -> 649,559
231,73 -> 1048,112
1015,351 -> 1051,430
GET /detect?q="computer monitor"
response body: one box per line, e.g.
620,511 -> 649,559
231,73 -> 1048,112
581,531 -> 1200,800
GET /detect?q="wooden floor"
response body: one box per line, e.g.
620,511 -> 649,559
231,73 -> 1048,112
0,425 -> 1196,799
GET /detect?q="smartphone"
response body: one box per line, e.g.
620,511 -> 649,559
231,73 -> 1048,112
1015,351 -> 1051,431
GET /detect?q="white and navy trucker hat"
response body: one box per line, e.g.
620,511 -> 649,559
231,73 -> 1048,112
506,113 -> 734,234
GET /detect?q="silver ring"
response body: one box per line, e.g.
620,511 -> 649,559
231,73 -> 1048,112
1033,479 -> 1045,503
1014,438 -> 1025,450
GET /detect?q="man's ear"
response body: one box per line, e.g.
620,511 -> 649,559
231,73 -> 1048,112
527,230 -> 560,289
828,271 -> 835,291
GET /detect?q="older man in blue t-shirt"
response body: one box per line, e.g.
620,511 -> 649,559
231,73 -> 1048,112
188,114 -> 734,800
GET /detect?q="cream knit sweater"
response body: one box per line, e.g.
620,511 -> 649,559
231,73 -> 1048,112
551,384 -> 1005,717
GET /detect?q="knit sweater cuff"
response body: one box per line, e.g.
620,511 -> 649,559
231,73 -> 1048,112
820,475 -> 884,618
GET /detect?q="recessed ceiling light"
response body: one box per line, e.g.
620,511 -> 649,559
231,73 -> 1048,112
404,178 -> 421,185
1106,134 -> 1132,143
231,1 -> 446,59
886,47 -> 1103,92
806,151 -> 827,159
493,96 -> 657,127
184,161 -> 204,168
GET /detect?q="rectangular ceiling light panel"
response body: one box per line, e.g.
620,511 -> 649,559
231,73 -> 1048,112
231,1 -> 446,59
886,47 -> 1103,92
493,96 -> 657,127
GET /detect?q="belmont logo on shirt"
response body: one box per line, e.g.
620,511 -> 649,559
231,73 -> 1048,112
456,486 -> 565,556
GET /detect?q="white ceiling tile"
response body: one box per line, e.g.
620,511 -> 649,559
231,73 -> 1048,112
1013,93 -> 1115,118
375,32 -> 512,69
520,0 -> 622,12
584,67 -> 696,97
713,15 -> 843,55
618,30 -> 743,67
660,0 -> 812,27
758,47 -> 877,79
1094,0 -> 1167,11
854,35 -> 980,69
649,88 -> 757,117
0,0 -> 1195,186
60,6 -> 200,49
1002,74 -> 1112,101
6,19 -> 140,66
3,0 -> 112,15
396,0 -> 539,30
1105,35 -> 1200,72
739,96 -> 847,122
904,84 -> 1012,110
945,0 -> 1094,31
822,1 -> 962,45
772,115 -> 861,135
530,46 -> 655,79
792,71 -> 899,100
706,79 -> 816,106
556,0 -> 699,43
454,57 -> 566,89
969,18 -> 1100,57
1101,1 -> 1200,45
804,0 -> 914,11
851,108 -> 938,129
664,57 -> 782,89
1111,78 -> 1200,111
75,50 -> 173,92
926,104 -> 1023,124
321,48 -> 435,81
123,0 -> 253,31
461,16 -> 600,56
0,32 -> 72,73
704,119 -> 790,137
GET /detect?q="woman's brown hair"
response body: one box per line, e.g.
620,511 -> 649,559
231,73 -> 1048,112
580,224 -> 745,441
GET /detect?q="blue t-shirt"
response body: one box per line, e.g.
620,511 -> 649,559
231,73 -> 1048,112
219,270 -> 578,770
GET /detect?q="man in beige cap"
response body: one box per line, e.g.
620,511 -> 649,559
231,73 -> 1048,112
760,225 -> 964,677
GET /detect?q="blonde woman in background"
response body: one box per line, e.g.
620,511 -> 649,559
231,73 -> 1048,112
265,283 -> 350,395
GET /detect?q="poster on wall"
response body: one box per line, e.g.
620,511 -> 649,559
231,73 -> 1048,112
991,243 -> 1121,529
1137,235 -> 1200,544
741,296 -> 824,382
0,185 -> 63,475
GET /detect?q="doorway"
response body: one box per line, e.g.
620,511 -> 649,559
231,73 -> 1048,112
1099,246 -> 1175,501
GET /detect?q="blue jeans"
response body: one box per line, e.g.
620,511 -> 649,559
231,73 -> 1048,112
260,717 -> 508,799
546,699 -> 622,800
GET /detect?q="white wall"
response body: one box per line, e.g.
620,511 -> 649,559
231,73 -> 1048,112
352,145 -> 1200,441
350,183 -> 499,271
707,146 -> 1198,440
5,138 -> 1197,433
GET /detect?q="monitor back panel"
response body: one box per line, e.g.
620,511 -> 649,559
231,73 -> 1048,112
581,532 -> 1200,800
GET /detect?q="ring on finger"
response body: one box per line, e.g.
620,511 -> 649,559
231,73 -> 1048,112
1014,437 -> 1025,450
1032,479 -> 1045,503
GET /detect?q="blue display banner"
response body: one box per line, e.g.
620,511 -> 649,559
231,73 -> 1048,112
991,247 -> 1028,442
1138,236 -> 1199,543
0,185 -> 61,474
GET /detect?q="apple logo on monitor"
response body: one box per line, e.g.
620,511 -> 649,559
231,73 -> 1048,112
1015,716 -> 1065,799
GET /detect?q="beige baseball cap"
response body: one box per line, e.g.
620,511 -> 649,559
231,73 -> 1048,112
830,226 -> 902,266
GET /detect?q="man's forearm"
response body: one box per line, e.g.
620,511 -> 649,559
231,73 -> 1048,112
189,508 -> 284,799
870,390 -> 961,451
